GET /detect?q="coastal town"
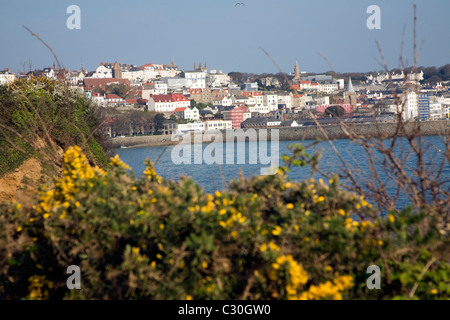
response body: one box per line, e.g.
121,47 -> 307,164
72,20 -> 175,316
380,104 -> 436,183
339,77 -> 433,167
1,61 -> 449,137
1,0 -> 450,305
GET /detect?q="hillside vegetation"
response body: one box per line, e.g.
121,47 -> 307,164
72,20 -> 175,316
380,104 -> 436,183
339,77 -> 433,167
0,145 -> 448,300
0,77 -> 109,178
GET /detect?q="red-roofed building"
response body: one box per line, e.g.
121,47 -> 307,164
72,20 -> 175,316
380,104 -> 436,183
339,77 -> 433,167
173,107 -> 187,113
148,93 -> 189,112
300,81 -> 311,90
289,84 -> 300,91
172,93 -> 190,109
91,92 -> 105,106
189,88 -> 215,104
105,94 -> 125,106
172,106 -> 199,121
242,91 -> 263,105
125,99 -> 138,105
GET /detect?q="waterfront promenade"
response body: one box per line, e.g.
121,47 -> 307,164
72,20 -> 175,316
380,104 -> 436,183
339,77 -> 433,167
110,120 -> 450,148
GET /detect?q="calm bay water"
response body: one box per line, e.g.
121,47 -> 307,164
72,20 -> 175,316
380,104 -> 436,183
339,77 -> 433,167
114,136 -> 449,209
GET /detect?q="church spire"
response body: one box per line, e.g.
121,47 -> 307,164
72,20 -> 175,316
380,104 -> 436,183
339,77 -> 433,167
194,62 -> 196,71
199,62 -> 202,71
347,77 -> 355,93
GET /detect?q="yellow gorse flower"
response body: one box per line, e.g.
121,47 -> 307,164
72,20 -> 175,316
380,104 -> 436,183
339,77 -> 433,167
299,275 -> 353,300
36,146 -> 107,219
272,226 -> 282,236
110,154 -> 130,170
143,160 -> 162,183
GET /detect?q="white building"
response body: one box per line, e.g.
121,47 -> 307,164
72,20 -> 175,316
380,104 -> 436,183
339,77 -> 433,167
183,71 -> 206,89
313,96 -> 330,106
248,104 -> 270,114
172,93 -> 190,109
263,94 -> 278,111
254,94 -> 264,106
442,104 -> 450,119
121,68 -> 144,82
278,94 -> 292,109
148,94 -> 190,113
140,64 -> 159,80
213,96 -> 233,106
173,107 -> 200,121
91,65 -> 113,78
232,95 -> 251,105
429,102 -> 443,120
0,70 -> 15,85
148,94 -> 175,112
204,120 -> 233,131
91,92 -> 105,107
207,69 -> 231,87
67,70 -> 85,85
153,81 -> 168,95
162,77 -> 187,90
177,122 -> 205,134
309,83 -> 322,92
399,91 -> 419,120
322,83 -> 339,94
266,120 -> 282,126
105,94 -> 125,106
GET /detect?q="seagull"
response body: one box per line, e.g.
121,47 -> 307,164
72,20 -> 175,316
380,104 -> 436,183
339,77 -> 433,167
235,2 -> 245,6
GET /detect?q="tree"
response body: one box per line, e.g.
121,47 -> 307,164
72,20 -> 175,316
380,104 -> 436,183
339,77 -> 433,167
153,113 -> 166,134
228,72 -> 244,84
105,84 -> 130,99
196,102 -> 208,110
325,105 -> 345,118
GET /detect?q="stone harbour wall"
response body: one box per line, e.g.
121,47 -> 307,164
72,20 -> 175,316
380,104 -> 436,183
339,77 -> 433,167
110,120 -> 450,149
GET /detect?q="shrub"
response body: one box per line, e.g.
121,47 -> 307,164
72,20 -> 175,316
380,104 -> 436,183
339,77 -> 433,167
0,146 -> 448,300
0,77 -> 109,176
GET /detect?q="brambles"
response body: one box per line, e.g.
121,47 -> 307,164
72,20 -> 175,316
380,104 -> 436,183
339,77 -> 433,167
0,147 -> 448,300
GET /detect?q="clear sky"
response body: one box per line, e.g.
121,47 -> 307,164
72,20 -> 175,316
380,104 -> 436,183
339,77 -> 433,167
1,0 -> 449,75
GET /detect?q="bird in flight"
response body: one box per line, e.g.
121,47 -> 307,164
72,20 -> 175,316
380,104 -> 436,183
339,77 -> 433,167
235,2 -> 245,6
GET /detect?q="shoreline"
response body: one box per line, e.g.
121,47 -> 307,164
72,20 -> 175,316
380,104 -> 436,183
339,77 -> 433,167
110,120 -> 450,149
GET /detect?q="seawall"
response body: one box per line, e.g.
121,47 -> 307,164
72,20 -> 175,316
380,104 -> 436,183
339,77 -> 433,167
110,120 -> 450,149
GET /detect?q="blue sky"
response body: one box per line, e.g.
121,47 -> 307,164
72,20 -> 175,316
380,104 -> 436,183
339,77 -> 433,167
0,0 -> 449,74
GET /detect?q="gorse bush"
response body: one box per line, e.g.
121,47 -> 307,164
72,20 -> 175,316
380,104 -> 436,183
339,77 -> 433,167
0,146 -> 448,300
0,77 -> 109,176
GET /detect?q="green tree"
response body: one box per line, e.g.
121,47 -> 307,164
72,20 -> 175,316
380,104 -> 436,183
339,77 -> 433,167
153,113 -> 166,134
105,84 -> 130,99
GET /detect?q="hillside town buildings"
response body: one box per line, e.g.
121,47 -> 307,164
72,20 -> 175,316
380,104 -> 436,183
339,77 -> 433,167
2,59 -> 449,137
